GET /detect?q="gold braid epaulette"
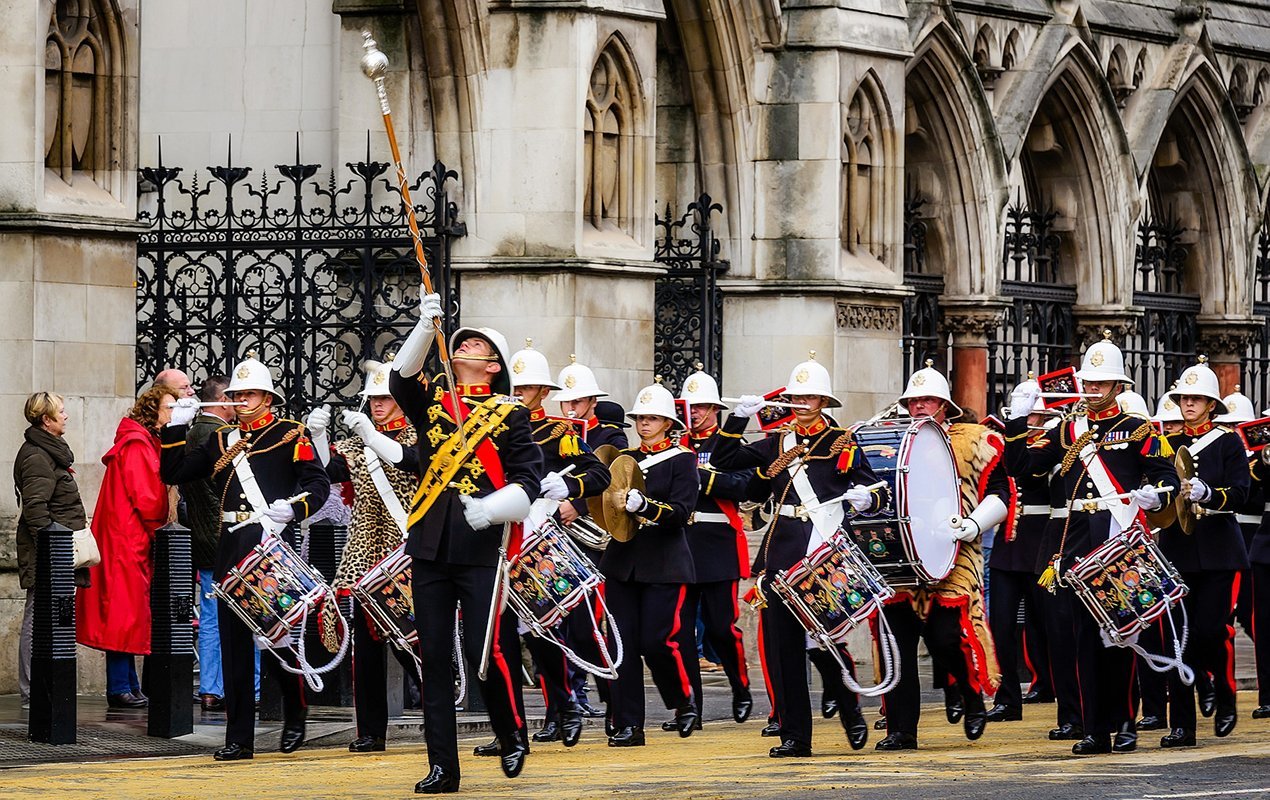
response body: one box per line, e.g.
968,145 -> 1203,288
1059,420 -> 1152,475
762,443 -> 806,479
212,427 -> 300,475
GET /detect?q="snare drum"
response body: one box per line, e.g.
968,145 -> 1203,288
351,544 -> 418,655
216,536 -> 331,646
769,531 -> 894,645
506,520 -> 603,630
1064,523 -> 1189,645
844,418 -> 962,586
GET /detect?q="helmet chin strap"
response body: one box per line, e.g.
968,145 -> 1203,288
1086,387 -> 1120,412
452,353 -> 500,362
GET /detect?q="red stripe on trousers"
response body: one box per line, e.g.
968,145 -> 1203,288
727,582 -> 750,689
490,609 -> 523,729
1224,572 -> 1242,695
665,584 -> 693,701
757,613 -> 776,712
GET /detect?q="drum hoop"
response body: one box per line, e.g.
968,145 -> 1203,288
351,545 -> 419,650
1065,527 -> 1188,641
217,540 -> 329,636
894,417 -> 960,584
506,524 -> 603,628
770,534 -> 891,644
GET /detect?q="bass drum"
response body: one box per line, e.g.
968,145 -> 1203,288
845,418 -> 961,586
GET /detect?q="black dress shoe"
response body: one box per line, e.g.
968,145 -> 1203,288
1048,723 -> 1084,741
1198,678 -> 1216,718
560,704 -> 583,748
660,719 -> 677,732
944,688 -> 964,724
963,710 -> 987,741
733,689 -> 753,723
1022,688 -> 1056,704
531,721 -> 561,743
821,696 -> 839,719
607,726 -> 645,747
1137,714 -> 1166,731
1252,704 -> 1270,719
605,713 -> 616,738
841,706 -> 868,751
1112,723 -> 1137,753
200,693 -> 225,712
874,716 -> 888,730
212,743 -> 254,761
280,722 -> 306,754
985,703 -> 1022,722
578,701 -> 605,718
675,705 -> 699,738
769,739 -> 812,758
473,738 -> 500,757
415,765 -> 459,794
1215,705 -> 1237,738
760,720 -> 781,737
1071,735 -> 1111,755
107,692 -> 148,709
875,732 -> 918,751
499,732 -> 529,779
349,735 -> 386,752
1160,728 -> 1196,748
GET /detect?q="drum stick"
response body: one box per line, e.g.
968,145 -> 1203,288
802,481 -> 887,513
1090,485 -> 1178,504
721,397 -> 811,410
227,492 -> 312,533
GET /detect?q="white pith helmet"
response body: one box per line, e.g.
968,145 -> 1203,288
627,380 -> 679,422
1216,386 -> 1255,424
227,351 -> 284,403
1075,330 -> 1134,384
553,355 -> 609,402
450,326 -> 513,395
679,363 -> 724,408
359,358 -> 393,397
784,351 -> 841,409
1152,384 -> 1184,424
1168,357 -> 1229,413
899,359 -> 962,417
508,339 -> 560,390
1117,390 -> 1151,418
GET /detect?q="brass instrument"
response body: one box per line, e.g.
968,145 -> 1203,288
600,455 -> 644,543
1171,445 -> 1196,534
565,516 -> 612,551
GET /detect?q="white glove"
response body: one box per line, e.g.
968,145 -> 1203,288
1008,382 -> 1040,419
305,405 -> 331,438
540,471 -> 570,502
420,292 -> 443,322
733,394 -> 765,419
951,517 -> 980,542
167,397 -> 199,427
459,493 -> 492,530
343,409 -> 404,464
263,498 -> 296,525
625,489 -> 648,513
1186,478 -> 1211,503
1129,485 -> 1163,511
392,292 -> 444,377
342,410 -> 375,439
843,485 -> 873,512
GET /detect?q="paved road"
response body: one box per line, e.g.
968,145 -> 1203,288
2,696 -> 1267,799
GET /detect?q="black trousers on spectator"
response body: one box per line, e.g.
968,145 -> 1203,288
413,559 -> 521,777
1061,587 -> 1135,736
351,599 -> 421,740
1166,571 -> 1239,732
882,602 -> 978,738
988,568 -> 1051,707
1034,584 -> 1082,728
606,580 -> 692,730
220,597 -> 306,748
679,580 -> 750,717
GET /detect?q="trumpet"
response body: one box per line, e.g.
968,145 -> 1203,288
721,396 -> 811,410
565,517 -> 612,551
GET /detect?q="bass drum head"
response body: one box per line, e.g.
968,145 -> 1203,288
898,419 -> 961,582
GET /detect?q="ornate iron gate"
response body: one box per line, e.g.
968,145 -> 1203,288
136,149 -> 464,411
985,204 -> 1077,412
653,194 -> 729,393
1243,221 -> 1270,403
1123,216 -> 1198,402
902,188 -> 944,381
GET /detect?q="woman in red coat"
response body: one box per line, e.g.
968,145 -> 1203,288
77,383 -> 176,708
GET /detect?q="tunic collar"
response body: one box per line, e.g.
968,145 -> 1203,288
640,438 -> 674,454
240,413 -> 275,432
376,417 -> 408,432
1183,420 -> 1213,436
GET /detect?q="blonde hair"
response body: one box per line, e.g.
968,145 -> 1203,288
24,392 -> 65,427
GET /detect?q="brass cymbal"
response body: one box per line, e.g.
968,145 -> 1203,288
603,454 -> 645,543
593,444 -> 621,466
1174,445 -> 1196,535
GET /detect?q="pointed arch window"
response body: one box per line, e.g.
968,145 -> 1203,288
842,78 -> 890,259
584,42 -> 642,238
45,0 -> 120,193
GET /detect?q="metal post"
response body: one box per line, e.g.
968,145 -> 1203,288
149,522 -> 194,738
28,523 -> 76,745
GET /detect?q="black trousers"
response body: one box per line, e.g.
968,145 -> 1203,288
413,559 -> 521,776
988,568 -> 1052,707
606,580 -> 692,729
1253,563 -> 1270,706
679,580 -> 750,717
523,623 -> 573,721
1136,619 -> 1169,720
1034,584 -> 1082,728
1061,587 -> 1135,736
1166,570 -> 1240,731
882,602 -> 979,738
220,597 -> 306,747
351,599 -> 421,740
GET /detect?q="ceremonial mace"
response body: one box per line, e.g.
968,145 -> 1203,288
360,32 -> 466,444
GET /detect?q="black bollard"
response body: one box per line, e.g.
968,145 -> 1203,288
149,522 -> 194,738
28,523 -> 76,744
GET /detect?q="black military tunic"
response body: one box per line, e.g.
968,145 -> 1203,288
1250,458 -> 1270,711
160,412 -> 332,749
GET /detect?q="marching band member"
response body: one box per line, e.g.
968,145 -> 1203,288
1251,400 -> 1270,722
876,363 -> 1010,751
712,352 -> 883,757
602,381 -> 700,746
388,294 -> 543,794
1154,360 -> 1250,747
1153,389 -> 1185,434
1006,334 -> 1178,755
303,358 -> 421,754
1216,389 -> 1260,644
160,354 -> 332,761
986,380 -> 1058,723
671,367 -> 753,728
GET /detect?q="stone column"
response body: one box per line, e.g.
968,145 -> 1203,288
1073,307 -> 1140,351
942,301 -> 1008,420
1198,318 -> 1262,395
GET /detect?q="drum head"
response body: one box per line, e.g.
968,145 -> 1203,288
898,419 -> 961,582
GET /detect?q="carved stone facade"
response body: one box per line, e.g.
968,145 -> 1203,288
835,303 -> 899,333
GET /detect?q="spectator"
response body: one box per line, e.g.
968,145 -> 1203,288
13,392 -> 91,708
155,369 -> 195,399
185,375 -> 233,712
76,383 -> 177,708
